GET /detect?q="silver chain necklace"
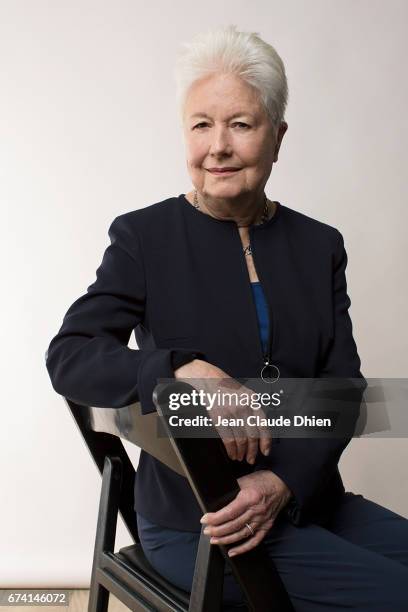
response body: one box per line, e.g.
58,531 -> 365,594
192,189 -> 269,256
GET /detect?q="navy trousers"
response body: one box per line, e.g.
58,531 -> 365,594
137,492 -> 408,611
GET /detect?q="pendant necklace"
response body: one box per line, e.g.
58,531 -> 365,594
192,189 -> 269,256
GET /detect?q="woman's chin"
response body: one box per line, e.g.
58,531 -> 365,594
203,184 -> 245,200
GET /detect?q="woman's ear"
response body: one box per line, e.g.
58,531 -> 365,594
274,121 -> 288,162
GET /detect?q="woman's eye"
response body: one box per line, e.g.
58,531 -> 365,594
193,122 -> 250,130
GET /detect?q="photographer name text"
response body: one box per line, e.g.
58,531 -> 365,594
168,414 -> 332,428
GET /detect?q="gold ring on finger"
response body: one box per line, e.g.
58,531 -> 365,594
245,522 -> 255,537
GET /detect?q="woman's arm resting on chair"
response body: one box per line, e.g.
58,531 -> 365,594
45,214 -> 203,413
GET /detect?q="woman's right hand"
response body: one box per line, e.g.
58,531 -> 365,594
174,358 -> 272,465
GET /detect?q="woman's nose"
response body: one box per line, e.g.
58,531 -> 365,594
209,125 -> 232,155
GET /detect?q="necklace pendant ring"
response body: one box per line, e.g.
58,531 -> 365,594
261,363 -> 280,384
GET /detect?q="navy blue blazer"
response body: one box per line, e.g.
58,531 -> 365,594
45,194 -> 366,531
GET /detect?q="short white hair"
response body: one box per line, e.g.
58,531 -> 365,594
174,24 -> 288,127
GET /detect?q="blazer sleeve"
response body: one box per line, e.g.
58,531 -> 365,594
45,214 -> 205,414
254,229 -> 367,525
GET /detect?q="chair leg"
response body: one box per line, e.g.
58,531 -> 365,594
88,583 -> 109,612
189,526 -> 226,612
88,456 -> 123,612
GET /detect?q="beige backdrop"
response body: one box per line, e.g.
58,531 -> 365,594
1,0 -> 407,586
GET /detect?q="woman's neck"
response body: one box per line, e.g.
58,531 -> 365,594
185,190 -> 276,226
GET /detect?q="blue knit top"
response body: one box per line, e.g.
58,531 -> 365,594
250,281 -> 269,355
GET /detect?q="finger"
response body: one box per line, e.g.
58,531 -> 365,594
245,433 -> 259,464
259,430 -> 272,456
225,403 -> 248,462
227,529 -> 266,557
202,483 -> 273,529
258,410 -> 273,456
201,496 -> 249,527
222,437 -> 238,461
218,423 -> 238,460
204,509 -> 260,537
216,414 -> 241,461
234,434 -> 247,462
210,523 -> 258,545
208,516 -> 265,543
246,440 -> 258,465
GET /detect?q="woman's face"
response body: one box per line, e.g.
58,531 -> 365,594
182,72 -> 287,202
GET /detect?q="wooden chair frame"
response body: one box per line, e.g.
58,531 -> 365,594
65,380 -> 294,611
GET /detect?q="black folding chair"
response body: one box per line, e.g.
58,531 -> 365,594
65,380 -> 294,611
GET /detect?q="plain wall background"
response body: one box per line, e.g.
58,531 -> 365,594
1,0 -> 407,585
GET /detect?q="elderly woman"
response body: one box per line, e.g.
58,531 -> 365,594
46,25 -> 408,611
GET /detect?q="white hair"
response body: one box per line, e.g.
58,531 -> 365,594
174,24 -> 288,127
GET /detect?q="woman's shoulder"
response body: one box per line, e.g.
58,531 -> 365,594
281,203 -> 340,236
280,203 -> 342,250
104,196 -> 182,260
113,195 -> 181,228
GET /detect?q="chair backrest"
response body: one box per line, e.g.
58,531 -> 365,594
66,380 -> 294,611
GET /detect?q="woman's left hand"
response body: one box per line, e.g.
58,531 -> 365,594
200,470 -> 292,557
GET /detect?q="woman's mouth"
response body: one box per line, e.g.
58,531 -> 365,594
207,168 -> 241,176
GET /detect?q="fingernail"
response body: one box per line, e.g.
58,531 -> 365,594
228,551 -> 237,557
262,448 -> 270,456
200,514 -> 208,524
203,527 -> 210,535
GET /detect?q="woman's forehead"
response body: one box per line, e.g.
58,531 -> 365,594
184,82 -> 264,119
